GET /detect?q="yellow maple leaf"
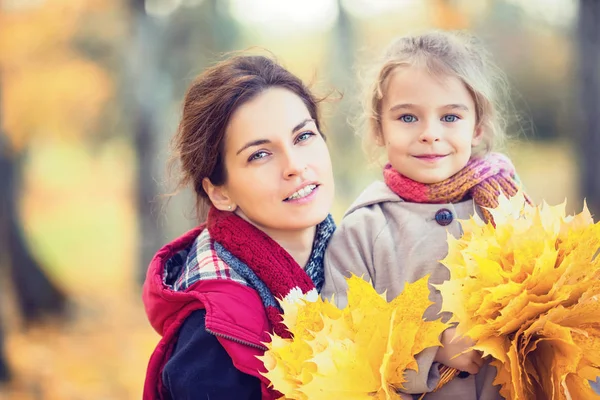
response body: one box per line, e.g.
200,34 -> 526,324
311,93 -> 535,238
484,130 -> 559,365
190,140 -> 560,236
261,275 -> 448,400
437,190 -> 600,399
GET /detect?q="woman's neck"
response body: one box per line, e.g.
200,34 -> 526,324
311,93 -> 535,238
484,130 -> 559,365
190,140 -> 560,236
235,211 -> 316,268
269,226 -> 316,268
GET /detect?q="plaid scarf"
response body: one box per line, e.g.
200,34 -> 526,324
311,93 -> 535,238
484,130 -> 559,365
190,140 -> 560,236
383,152 -> 527,223
208,207 -> 335,338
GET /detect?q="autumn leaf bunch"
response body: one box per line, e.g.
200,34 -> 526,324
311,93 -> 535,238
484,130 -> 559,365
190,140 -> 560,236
437,191 -> 600,399
260,275 -> 448,400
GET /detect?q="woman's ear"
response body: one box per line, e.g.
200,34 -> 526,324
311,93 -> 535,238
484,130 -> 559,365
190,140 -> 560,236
202,177 -> 235,211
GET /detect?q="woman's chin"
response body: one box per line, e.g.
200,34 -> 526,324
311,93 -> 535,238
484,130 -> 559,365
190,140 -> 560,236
280,213 -> 330,231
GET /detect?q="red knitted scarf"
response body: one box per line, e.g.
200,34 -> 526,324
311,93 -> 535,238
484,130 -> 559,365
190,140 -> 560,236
207,207 -> 318,338
383,152 -> 527,223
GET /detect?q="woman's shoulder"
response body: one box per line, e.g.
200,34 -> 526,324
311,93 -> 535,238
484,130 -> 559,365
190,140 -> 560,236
166,228 -> 251,292
163,308 -> 263,400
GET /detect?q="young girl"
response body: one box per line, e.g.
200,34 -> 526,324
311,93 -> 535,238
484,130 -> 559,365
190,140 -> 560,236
322,31 -> 523,399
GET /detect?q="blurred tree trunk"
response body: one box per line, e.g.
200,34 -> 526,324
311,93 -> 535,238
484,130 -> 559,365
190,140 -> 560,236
331,0 -> 353,106
0,135 -> 10,383
129,0 -> 240,284
328,0 -> 359,201
578,0 -> 600,218
0,81 -> 67,381
0,326 -> 6,382
128,0 -> 167,284
0,88 -> 67,323
0,147 -> 67,323
579,3 -> 600,394
207,0 -> 238,56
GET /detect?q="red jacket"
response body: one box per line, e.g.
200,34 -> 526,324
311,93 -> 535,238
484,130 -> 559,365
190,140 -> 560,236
142,227 -> 278,399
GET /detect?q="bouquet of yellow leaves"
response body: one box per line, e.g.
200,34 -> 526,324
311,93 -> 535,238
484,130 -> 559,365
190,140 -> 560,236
260,275 -> 449,400
437,191 -> 600,399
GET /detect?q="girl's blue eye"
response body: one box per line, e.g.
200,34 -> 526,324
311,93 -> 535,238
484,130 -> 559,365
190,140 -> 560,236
399,115 -> 417,123
248,151 -> 269,162
442,114 -> 460,123
295,131 -> 315,143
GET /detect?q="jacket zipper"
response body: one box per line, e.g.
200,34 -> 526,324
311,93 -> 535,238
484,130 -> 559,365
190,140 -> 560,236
205,327 -> 268,351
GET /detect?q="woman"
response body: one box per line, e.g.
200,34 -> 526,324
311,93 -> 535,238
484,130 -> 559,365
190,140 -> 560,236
142,54 -> 336,399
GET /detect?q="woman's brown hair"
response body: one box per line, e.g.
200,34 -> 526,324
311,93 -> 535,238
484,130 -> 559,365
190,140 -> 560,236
171,54 -> 323,215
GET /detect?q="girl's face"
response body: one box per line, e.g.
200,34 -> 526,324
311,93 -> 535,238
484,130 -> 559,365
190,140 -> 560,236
379,66 -> 482,184
204,87 -> 334,237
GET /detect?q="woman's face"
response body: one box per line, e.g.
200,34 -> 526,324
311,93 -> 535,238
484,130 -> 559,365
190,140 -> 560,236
204,87 -> 334,237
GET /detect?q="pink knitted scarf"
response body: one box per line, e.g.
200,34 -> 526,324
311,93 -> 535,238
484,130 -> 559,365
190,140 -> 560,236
383,152 -> 527,223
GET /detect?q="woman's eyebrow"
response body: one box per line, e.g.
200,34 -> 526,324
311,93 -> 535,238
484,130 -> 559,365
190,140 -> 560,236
235,118 -> 315,156
291,118 -> 315,133
236,139 -> 271,156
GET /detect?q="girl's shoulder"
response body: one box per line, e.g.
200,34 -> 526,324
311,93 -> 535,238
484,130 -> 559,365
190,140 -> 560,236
340,182 -> 480,234
333,181 -> 405,243
344,180 -> 403,217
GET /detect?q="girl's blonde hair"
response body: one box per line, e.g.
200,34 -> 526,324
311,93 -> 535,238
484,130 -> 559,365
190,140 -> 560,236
359,30 -> 513,163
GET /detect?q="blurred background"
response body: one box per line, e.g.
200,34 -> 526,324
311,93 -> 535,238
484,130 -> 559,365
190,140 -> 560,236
0,0 -> 599,398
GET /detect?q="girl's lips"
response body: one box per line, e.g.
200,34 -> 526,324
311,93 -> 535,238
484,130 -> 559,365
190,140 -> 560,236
413,154 -> 447,161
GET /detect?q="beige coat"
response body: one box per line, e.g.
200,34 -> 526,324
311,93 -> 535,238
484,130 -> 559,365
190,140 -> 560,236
322,181 -> 503,400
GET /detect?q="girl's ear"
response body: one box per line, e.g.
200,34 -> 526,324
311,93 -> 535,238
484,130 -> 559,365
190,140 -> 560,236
202,178 -> 235,211
374,128 -> 386,147
471,125 -> 483,147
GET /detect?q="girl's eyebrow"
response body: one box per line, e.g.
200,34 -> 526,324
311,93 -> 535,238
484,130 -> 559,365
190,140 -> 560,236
388,103 -> 417,112
388,103 -> 470,112
442,104 -> 470,111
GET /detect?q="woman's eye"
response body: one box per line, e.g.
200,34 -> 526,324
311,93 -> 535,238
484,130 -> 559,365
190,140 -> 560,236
295,131 -> 315,143
442,114 -> 460,123
248,151 -> 269,162
399,115 -> 417,123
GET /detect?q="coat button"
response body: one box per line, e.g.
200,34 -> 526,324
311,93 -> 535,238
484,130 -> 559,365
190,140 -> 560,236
435,208 -> 453,226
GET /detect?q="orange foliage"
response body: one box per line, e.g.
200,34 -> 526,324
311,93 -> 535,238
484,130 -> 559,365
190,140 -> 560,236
3,291 -> 158,400
0,0 -> 115,150
429,0 -> 470,30
0,140 -> 154,399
